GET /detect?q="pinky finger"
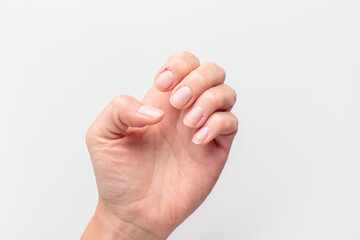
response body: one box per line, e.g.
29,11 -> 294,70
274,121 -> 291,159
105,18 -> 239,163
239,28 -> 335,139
192,111 -> 238,148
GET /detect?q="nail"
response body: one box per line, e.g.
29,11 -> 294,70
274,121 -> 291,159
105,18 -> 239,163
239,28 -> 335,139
184,106 -> 204,128
137,105 -> 164,118
192,126 -> 209,144
170,86 -> 192,108
156,70 -> 174,90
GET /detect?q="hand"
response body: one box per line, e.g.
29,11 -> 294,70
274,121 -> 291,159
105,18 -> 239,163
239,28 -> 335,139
81,51 -> 238,240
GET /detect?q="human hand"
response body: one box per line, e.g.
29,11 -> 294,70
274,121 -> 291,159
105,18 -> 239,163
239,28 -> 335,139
81,51 -> 238,240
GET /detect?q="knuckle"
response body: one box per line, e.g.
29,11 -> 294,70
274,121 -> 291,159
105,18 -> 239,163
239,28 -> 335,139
173,51 -> 200,66
227,114 -> 239,133
171,59 -> 188,70
212,113 -> 225,126
191,72 -> 207,85
203,61 -> 218,69
112,94 -> 131,106
222,84 -> 237,104
177,50 -> 197,60
205,91 -> 219,105
233,115 -> 239,128
203,62 -> 226,79
223,117 -> 233,131
228,86 -> 237,103
232,89 -> 237,103
212,113 -> 238,132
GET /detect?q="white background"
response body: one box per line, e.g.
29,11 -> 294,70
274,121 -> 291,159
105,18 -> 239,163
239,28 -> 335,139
0,0 -> 359,239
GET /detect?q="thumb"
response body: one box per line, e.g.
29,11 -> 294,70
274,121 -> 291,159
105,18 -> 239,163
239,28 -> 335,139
86,95 -> 164,144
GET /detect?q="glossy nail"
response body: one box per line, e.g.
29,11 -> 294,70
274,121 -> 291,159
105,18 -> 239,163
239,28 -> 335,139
192,126 -> 209,144
156,70 -> 174,90
184,106 -> 203,128
138,105 -> 164,118
170,86 -> 192,108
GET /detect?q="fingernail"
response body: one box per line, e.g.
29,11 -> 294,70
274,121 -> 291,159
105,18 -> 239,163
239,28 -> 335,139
138,105 -> 164,118
170,86 -> 192,108
192,126 -> 209,144
156,70 -> 174,90
184,106 -> 203,127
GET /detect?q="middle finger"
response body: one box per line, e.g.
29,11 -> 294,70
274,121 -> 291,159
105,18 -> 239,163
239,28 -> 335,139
169,62 -> 226,109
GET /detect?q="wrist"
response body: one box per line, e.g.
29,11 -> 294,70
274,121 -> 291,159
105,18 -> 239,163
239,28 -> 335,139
81,201 -> 162,240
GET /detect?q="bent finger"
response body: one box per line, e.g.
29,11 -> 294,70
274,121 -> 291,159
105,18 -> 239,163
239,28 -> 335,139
192,111 -> 238,150
86,95 -> 164,145
169,61 -> 226,109
154,51 -> 200,91
183,84 -> 237,128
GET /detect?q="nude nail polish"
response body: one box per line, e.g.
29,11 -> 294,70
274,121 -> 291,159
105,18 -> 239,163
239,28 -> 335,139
184,106 -> 203,127
192,126 -> 209,144
156,70 -> 174,90
138,105 -> 164,118
170,86 -> 192,108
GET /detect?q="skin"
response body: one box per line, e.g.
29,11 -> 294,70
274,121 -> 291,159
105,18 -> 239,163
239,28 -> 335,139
81,51 -> 238,240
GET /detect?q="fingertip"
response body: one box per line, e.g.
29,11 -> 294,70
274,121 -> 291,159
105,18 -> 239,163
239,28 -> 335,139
169,86 -> 193,109
183,106 -> 204,128
137,105 -> 164,119
155,70 -> 174,91
154,51 -> 200,92
192,126 -> 209,145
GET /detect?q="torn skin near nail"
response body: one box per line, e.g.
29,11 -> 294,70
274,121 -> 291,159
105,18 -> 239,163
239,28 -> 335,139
158,66 -> 168,75
155,66 -> 170,81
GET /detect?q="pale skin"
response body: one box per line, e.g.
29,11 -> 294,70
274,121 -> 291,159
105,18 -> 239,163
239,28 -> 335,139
81,51 -> 238,240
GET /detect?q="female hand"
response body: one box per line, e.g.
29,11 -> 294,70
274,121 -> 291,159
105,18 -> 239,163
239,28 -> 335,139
82,51 -> 238,240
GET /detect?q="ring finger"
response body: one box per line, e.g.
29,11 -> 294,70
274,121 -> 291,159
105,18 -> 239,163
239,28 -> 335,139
183,84 -> 237,128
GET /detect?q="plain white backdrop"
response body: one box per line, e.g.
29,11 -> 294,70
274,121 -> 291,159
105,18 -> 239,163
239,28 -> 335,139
0,0 -> 359,239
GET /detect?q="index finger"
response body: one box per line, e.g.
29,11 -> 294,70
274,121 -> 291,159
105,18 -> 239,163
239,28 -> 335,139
154,51 -> 200,91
